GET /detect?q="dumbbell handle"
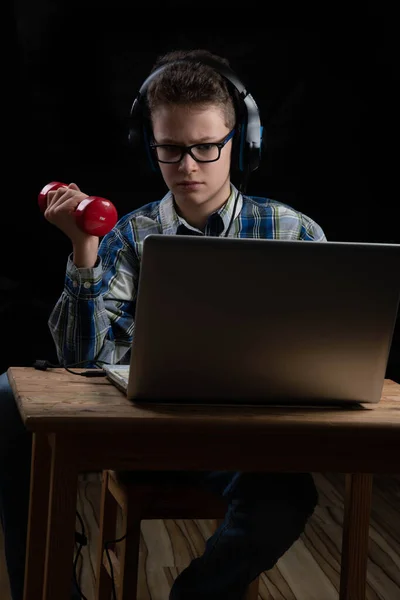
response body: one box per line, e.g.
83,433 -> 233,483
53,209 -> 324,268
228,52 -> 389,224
38,181 -> 118,236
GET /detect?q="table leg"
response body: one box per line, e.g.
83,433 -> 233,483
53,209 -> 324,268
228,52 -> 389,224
42,434 -> 79,600
339,473 -> 373,600
23,433 -> 52,600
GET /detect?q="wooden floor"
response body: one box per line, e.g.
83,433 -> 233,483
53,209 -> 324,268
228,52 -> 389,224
1,472 -> 399,600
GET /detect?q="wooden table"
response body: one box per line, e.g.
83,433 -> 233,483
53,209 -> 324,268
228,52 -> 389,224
6,367 -> 400,600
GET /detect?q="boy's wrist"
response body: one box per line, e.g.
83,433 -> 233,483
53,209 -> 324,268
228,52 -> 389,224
72,237 -> 100,268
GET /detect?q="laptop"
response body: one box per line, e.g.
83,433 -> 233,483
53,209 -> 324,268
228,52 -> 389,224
103,234 -> 400,405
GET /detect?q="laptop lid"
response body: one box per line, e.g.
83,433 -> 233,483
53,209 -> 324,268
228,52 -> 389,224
126,235 -> 400,404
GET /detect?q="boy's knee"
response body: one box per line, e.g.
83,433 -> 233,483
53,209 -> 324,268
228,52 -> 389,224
0,371 -> 28,445
0,371 -> 14,399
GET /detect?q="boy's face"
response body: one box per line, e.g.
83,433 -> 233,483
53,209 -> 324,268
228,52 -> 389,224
151,104 -> 233,220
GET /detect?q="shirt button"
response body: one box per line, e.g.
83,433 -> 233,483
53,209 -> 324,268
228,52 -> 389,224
83,282 -> 91,289
72,281 -> 78,288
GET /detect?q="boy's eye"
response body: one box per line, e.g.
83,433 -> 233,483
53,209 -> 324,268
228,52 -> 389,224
196,144 -> 215,152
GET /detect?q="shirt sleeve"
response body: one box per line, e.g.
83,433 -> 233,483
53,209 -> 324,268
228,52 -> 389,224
48,226 -> 139,366
299,213 -> 327,241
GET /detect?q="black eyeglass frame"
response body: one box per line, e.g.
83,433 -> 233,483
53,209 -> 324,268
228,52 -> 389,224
150,128 -> 236,164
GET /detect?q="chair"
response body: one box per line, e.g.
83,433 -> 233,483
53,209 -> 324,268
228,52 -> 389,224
95,469 -> 260,600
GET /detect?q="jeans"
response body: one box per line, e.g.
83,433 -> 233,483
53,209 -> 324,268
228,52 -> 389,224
169,470 -> 317,600
0,371 -> 318,600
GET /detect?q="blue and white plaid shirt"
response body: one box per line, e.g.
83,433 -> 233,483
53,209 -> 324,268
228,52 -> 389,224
48,184 -> 327,365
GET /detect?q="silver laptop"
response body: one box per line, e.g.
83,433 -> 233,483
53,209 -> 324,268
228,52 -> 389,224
103,234 -> 400,405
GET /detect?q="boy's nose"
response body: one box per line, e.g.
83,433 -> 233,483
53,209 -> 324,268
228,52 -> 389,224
178,153 -> 198,172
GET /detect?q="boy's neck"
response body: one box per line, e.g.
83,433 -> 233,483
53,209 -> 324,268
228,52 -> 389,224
174,184 -> 232,231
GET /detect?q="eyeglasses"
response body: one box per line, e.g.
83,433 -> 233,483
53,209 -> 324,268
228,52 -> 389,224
150,129 -> 235,164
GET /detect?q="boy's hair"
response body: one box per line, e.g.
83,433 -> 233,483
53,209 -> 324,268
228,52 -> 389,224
146,49 -> 237,130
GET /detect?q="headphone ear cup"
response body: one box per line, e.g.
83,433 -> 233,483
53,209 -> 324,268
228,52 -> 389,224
260,125 -> 266,154
238,122 -> 247,173
128,124 -> 141,149
229,123 -> 238,171
230,121 -> 247,173
128,108 -> 158,172
142,125 -> 158,172
248,127 -> 262,173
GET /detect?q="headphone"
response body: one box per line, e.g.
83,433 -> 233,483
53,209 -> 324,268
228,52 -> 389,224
128,57 -> 263,179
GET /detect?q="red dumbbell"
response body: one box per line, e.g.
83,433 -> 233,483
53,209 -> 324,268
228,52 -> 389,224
38,181 -> 118,236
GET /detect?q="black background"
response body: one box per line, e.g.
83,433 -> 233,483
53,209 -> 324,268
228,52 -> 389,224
2,2 -> 400,379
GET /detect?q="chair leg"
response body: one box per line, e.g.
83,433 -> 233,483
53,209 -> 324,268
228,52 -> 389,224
95,471 -> 118,600
244,577 -> 260,600
97,484 -> 260,600
117,490 -> 142,600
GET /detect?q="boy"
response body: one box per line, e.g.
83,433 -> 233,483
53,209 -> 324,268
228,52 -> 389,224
0,49 -> 326,599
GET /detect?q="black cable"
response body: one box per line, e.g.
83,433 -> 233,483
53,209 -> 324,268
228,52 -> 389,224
73,510 -> 88,600
65,367 -> 107,377
32,359 -> 108,377
33,359 -> 96,370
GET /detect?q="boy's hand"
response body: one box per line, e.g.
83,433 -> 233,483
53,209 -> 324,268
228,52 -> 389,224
44,183 -> 96,243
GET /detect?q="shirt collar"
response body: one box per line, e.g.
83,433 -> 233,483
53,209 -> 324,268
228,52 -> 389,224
158,184 -> 243,236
